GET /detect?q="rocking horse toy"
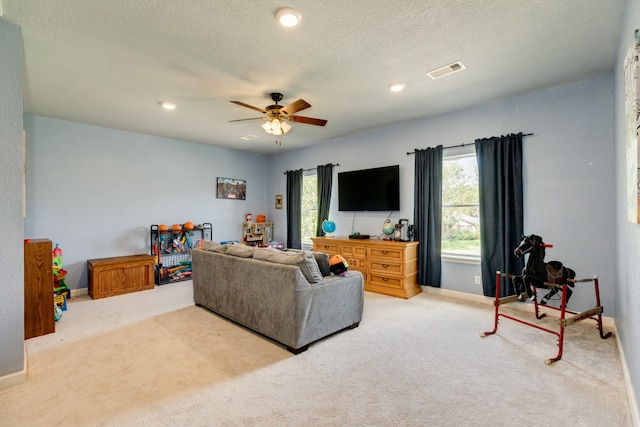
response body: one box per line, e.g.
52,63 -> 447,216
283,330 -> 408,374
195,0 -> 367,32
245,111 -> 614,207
481,233 -> 612,364
512,234 -> 576,305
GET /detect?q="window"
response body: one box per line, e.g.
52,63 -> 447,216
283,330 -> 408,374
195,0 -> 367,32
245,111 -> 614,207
442,154 -> 480,257
301,173 -> 318,242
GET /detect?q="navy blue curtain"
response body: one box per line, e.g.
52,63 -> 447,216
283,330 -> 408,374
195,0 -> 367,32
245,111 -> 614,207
413,146 -> 443,287
315,164 -> 334,236
286,169 -> 303,249
475,133 -> 525,297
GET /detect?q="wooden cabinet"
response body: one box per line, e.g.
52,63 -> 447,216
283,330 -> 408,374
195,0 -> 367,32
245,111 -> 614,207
87,255 -> 155,299
340,243 -> 367,273
312,237 -> 420,299
24,239 -> 55,339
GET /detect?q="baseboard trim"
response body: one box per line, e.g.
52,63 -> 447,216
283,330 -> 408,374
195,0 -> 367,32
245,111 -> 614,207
70,288 -> 88,298
0,344 -> 27,391
421,286 -> 615,329
615,325 -> 640,427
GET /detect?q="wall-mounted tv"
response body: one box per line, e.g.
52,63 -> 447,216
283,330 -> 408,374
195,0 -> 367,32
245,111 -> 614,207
338,165 -> 400,211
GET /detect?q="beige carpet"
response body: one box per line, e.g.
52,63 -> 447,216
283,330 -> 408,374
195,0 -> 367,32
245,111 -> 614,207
0,281 -> 632,426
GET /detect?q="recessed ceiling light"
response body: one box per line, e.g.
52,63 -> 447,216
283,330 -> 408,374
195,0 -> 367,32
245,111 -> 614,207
388,82 -> 406,92
276,8 -> 301,27
160,102 -> 176,110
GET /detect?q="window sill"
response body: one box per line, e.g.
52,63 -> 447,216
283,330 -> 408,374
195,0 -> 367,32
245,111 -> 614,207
442,253 -> 481,265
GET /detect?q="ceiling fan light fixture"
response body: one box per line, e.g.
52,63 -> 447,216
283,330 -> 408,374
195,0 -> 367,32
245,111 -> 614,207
276,8 -> 301,27
261,122 -> 273,133
280,120 -> 291,134
388,82 -> 406,92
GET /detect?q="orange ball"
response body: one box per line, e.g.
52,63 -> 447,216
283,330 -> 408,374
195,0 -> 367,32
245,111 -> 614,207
183,221 -> 194,231
171,224 -> 181,232
158,224 -> 168,232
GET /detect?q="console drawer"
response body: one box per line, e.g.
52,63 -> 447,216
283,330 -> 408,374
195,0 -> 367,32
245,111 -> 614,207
368,260 -> 404,275
314,242 -> 339,255
368,247 -> 403,261
369,273 -> 405,290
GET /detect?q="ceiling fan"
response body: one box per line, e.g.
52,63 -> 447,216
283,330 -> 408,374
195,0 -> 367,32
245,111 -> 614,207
229,92 -> 327,144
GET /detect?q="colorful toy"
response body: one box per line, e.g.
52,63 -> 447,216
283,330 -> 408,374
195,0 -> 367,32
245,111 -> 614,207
329,254 -> 349,276
256,214 -> 266,223
183,221 -> 194,231
52,243 -> 69,314
171,223 -> 181,232
159,224 -> 169,232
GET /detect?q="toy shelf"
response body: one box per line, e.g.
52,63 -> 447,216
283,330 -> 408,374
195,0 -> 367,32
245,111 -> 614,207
242,221 -> 273,246
150,223 -> 212,285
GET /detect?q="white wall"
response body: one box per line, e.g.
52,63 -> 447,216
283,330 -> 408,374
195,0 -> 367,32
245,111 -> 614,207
24,115 -> 269,291
0,18 -> 24,380
615,0 -> 640,417
268,74 -> 615,314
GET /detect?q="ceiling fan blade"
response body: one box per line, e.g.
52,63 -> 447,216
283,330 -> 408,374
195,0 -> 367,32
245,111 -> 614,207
230,101 -> 266,114
228,117 -> 266,123
288,115 -> 328,126
281,99 -> 311,115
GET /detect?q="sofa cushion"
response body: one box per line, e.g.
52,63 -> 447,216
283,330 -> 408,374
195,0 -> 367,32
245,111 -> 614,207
285,249 -> 331,277
300,252 -> 324,283
226,245 -> 256,258
254,247 -> 323,284
200,241 -> 228,253
312,251 -> 331,276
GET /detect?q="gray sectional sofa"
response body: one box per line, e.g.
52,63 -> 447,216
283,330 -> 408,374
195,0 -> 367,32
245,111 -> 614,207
192,243 -> 364,353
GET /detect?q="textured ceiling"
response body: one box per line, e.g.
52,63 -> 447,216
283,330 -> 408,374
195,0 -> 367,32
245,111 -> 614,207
2,1 -> 625,154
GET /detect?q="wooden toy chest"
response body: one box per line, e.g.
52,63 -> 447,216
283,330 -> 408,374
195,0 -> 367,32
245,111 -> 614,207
87,254 -> 155,299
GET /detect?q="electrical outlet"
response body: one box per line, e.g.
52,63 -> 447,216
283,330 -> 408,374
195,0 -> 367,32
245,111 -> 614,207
474,275 -> 481,285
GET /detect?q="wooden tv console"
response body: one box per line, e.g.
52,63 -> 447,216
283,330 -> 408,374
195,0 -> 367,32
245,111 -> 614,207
312,237 -> 420,299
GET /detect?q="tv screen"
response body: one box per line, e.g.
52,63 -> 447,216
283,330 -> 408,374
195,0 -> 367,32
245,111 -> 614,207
338,165 -> 400,211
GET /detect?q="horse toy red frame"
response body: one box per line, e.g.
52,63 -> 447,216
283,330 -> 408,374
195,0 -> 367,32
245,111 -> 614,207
481,233 -> 613,364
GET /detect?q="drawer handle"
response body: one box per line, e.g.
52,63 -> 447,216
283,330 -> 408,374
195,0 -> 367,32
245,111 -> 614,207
382,278 -> 389,282
382,251 -> 389,254
324,245 -> 330,249
382,264 -> 389,268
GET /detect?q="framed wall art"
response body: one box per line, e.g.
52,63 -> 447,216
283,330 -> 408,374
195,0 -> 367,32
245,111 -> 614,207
624,29 -> 640,223
275,194 -> 283,209
216,177 -> 246,200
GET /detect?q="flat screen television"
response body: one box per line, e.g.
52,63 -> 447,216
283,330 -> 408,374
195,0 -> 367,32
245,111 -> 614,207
338,165 -> 400,211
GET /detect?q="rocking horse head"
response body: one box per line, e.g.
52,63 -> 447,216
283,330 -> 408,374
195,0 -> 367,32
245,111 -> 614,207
514,234 -> 551,258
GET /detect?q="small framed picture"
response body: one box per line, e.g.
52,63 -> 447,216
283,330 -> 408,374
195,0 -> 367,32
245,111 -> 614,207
275,194 -> 283,209
217,177 -> 246,200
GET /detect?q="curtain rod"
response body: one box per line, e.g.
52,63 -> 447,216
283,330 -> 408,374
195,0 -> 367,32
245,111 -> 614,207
406,133 -> 533,155
283,163 -> 340,174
